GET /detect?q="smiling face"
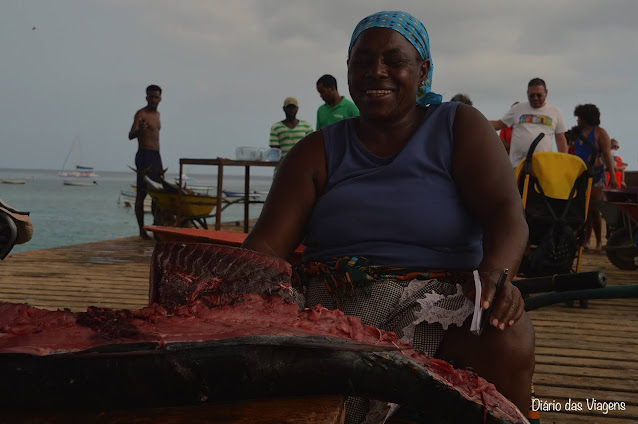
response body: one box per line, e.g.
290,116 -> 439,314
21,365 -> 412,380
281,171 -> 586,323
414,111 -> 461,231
347,28 -> 428,121
527,84 -> 547,109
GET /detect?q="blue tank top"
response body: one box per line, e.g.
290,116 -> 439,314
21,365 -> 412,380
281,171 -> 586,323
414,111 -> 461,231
302,102 -> 483,269
574,129 -> 596,165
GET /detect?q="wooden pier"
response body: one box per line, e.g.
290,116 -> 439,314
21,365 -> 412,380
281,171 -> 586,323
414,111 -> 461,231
1,236 -> 637,423
529,251 -> 638,424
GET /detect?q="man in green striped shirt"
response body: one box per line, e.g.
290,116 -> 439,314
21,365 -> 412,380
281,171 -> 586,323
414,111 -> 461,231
269,97 -> 314,159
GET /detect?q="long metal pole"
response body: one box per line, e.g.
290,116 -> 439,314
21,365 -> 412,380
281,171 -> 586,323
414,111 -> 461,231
244,165 -> 250,233
215,163 -> 224,230
177,162 -> 183,225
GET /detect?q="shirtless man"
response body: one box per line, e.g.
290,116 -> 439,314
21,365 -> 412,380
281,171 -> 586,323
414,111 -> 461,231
128,85 -> 163,240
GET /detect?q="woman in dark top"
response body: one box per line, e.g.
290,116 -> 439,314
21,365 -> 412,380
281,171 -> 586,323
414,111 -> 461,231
243,10 -> 533,421
573,103 -> 618,252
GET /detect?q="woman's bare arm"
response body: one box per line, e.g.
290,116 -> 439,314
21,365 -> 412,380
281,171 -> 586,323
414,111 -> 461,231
242,131 -> 327,259
452,104 -> 529,330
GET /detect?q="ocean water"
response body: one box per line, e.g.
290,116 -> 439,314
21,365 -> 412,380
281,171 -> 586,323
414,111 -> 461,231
0,169 -> 272,254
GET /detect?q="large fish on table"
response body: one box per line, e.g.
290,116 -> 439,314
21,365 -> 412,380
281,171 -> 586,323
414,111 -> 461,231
0,242 -> 528,424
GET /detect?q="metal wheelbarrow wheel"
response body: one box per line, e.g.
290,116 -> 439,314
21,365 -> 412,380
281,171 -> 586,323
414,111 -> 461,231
606,228 -> 638,270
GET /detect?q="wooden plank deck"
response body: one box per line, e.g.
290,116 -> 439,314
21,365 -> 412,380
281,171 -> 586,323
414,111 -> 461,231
1,235 -> 637,423
528,250 -> 638,424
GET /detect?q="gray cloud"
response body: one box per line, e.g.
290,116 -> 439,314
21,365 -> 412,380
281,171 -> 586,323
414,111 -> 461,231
2,0 -> 638,174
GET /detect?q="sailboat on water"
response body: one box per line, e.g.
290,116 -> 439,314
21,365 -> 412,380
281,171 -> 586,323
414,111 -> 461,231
58,137 -> 99,178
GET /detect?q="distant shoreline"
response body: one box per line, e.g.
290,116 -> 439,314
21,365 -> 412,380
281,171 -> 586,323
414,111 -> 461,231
0,167 -> 276,180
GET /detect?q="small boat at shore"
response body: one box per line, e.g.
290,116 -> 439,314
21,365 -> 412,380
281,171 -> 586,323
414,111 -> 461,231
63,180 -> 97,187
175,173 -> 192,183
58,137 -> 100,179
58,169 -> 99,178
119,189 -> 152,213
222,190 -> 266,202
1,179 -> 27,185
187,184 -> 215,194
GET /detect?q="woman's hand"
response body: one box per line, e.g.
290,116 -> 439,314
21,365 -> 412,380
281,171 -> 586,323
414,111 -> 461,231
451,104 -> 529,333
483,279 -> 525,331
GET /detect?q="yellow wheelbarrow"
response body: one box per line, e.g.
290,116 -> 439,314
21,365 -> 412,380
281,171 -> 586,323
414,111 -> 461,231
147,188 -> 218,229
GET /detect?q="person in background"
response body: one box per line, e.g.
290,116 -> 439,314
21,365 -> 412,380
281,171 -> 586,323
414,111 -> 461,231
269,97 -> 313,160
573,103 -> 619,252
128,84 -> 163,240
490,78 -> 568,167
244,10 -> 533,422
315,74 -> 359,130
565,125 -> 579,155
498,102 -> 519,154
606,138 -> 627,188
450,93 -> 472,106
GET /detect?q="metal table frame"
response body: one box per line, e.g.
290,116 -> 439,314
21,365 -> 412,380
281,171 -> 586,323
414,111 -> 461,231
178,158 -> 278,233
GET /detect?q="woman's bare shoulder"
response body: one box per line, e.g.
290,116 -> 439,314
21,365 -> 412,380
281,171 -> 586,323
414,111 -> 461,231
595,126 -> 610,138
274,130 -> 327,194
452,103 -> 496,146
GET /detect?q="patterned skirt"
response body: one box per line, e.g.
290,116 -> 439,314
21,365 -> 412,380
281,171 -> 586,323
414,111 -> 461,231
303,267 -> 475,424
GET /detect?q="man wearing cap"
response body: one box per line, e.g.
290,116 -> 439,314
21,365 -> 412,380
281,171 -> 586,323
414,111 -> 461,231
269,97 -> 313,160
315,74 -> 359,130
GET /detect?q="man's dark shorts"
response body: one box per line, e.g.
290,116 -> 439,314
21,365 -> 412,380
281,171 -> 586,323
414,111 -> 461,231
135,148 -> 163,196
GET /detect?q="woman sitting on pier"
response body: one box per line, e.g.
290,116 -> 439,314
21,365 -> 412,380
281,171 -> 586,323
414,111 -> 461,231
243,10 -> 534,423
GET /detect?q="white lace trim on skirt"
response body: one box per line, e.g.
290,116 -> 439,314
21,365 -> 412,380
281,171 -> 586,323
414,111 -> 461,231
399,279 -> 474,344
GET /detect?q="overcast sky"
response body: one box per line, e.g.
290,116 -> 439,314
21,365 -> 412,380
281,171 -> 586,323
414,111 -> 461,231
2,0 -> 637,177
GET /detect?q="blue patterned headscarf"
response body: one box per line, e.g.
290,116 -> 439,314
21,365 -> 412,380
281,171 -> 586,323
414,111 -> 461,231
348,11 -> 442,107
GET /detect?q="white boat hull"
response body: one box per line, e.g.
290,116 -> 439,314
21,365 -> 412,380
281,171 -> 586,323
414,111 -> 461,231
119,191 -> 152,214
58,171 -> 99,178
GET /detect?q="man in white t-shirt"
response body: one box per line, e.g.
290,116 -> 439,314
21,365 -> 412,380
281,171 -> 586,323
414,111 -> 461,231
491,78 -> 568,167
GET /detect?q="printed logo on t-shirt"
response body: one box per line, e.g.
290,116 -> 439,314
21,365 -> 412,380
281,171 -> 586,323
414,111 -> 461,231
518,114 -> 553,126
